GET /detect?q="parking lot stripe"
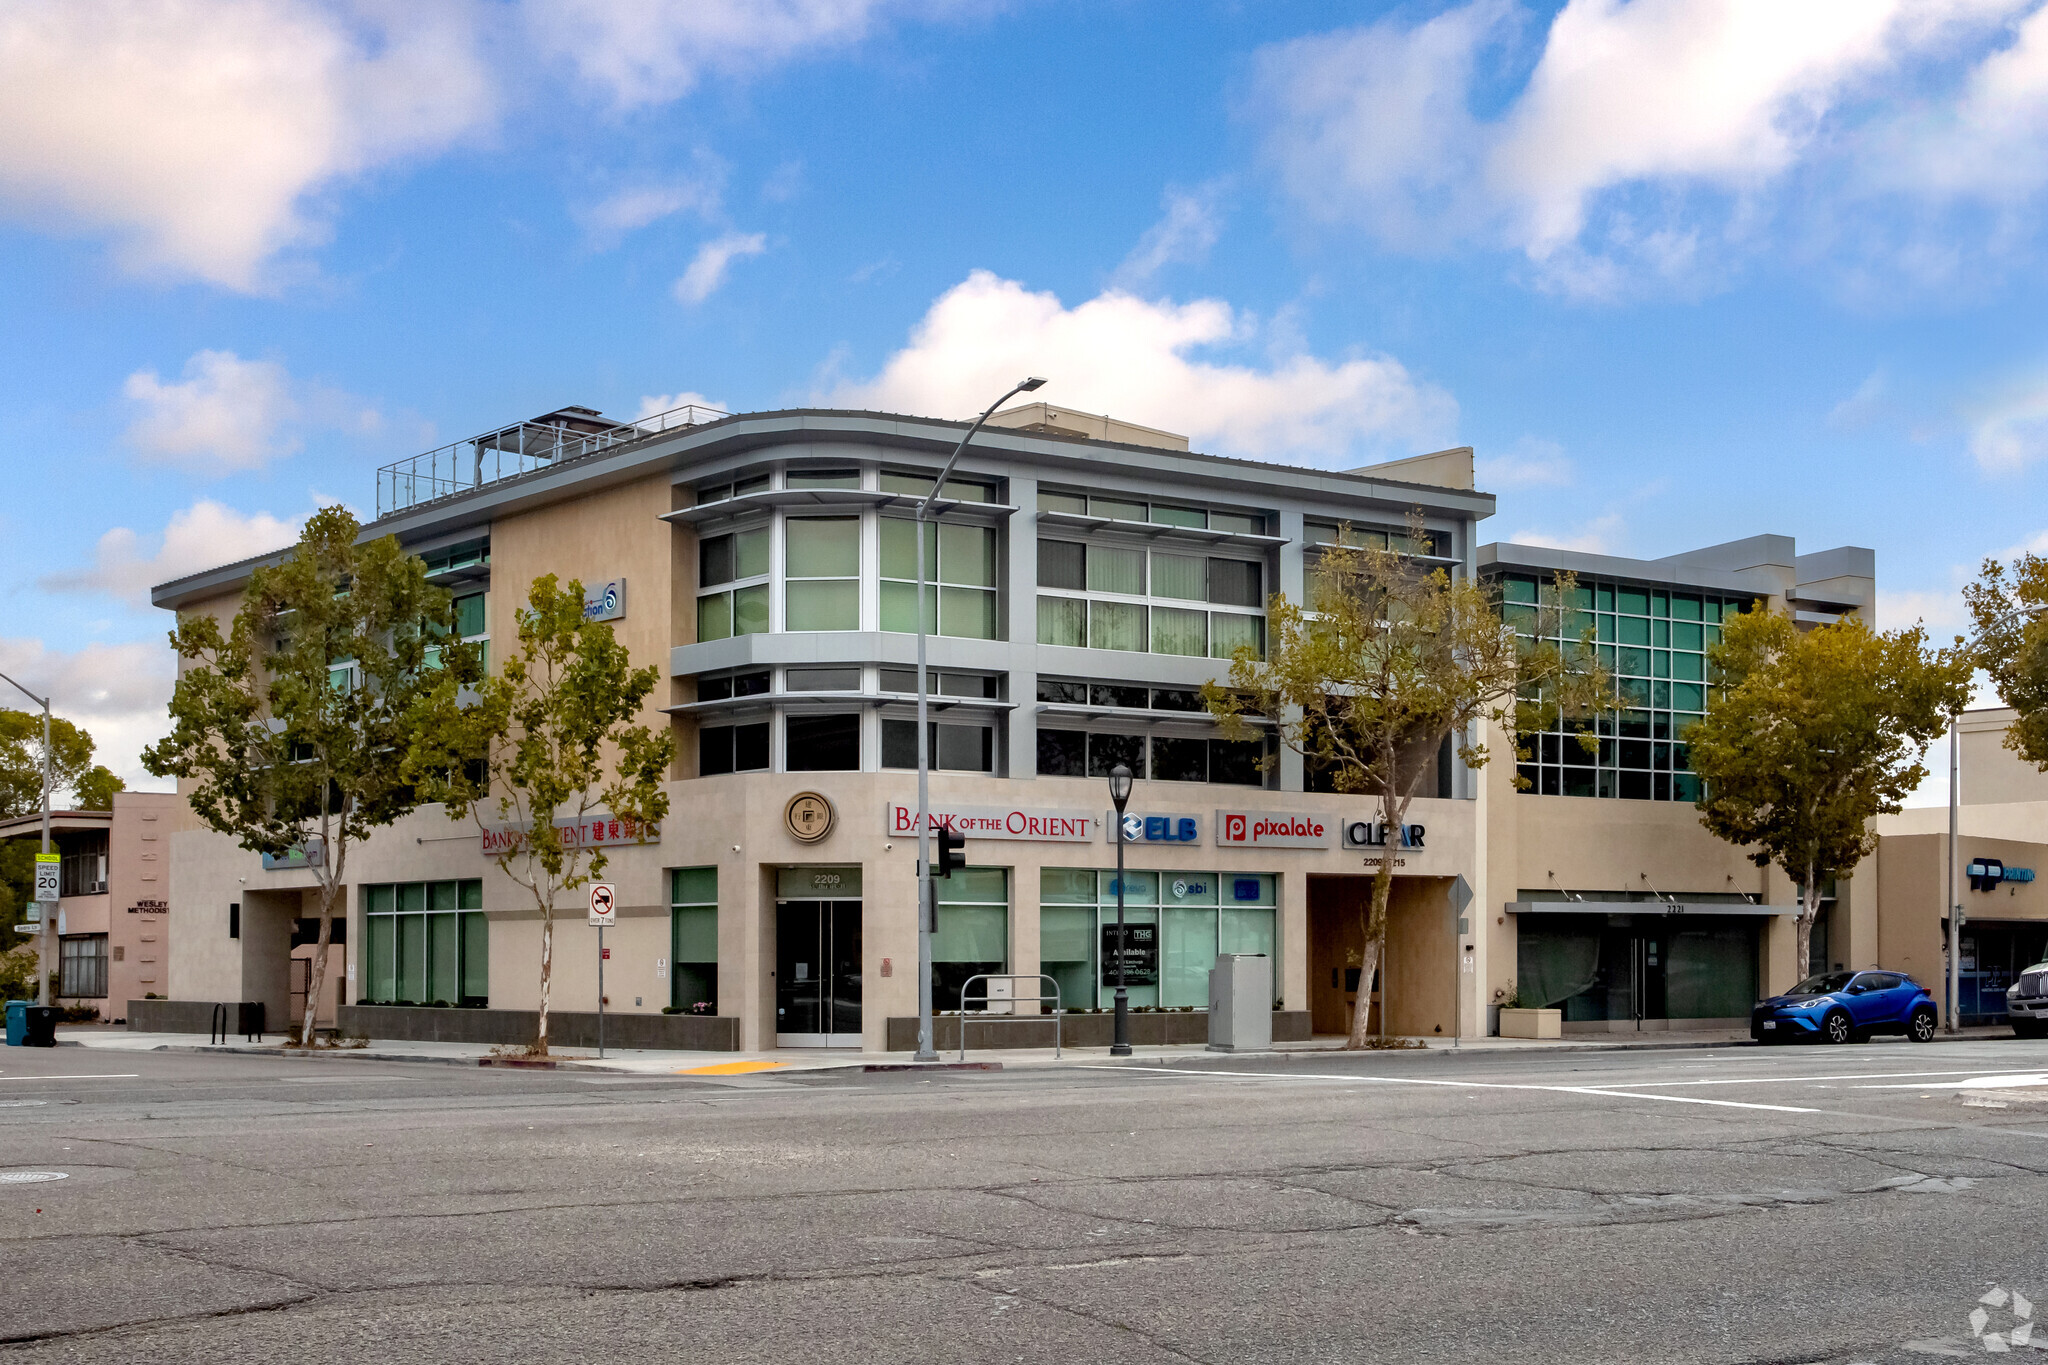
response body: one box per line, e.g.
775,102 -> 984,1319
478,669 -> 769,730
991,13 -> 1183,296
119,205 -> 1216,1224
1084,1066 -> 1820,1113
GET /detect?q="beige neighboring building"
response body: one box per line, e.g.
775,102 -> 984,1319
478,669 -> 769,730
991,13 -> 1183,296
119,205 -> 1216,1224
143,399 -> 1880,1048
1877,706 -> 2048,1024
1,791 -> 193,1017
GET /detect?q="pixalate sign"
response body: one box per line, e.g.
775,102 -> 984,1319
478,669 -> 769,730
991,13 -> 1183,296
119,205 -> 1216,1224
1214,811 -> 1331,849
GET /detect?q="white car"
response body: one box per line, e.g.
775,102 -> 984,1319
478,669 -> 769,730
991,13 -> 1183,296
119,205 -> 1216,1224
2007,962 -> 2048,1038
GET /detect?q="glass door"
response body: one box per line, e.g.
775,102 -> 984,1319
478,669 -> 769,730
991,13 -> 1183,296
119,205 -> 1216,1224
775,898 -> 862,1047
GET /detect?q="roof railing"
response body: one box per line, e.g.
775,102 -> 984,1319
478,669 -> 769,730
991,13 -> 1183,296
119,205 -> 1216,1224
374,401 -> 727,517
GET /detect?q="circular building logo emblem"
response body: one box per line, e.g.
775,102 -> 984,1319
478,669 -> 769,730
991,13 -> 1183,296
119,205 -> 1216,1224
784,792 -> 836,844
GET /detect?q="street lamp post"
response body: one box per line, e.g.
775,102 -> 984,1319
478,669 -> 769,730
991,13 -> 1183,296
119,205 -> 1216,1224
1947,713 -> 1961,1034
913,375 -> 1046,1062
1107,762 -> 1133,1058
0,670 -> 52,1006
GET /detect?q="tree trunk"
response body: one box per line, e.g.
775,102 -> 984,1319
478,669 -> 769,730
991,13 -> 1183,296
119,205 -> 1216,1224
300,858 -> 339,1048
1793,858 -> 1819,985
1348,855 -> 1397,1049
535,906 -> 553,1057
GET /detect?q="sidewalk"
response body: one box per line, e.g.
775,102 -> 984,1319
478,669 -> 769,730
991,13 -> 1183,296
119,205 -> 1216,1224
52,1024 -> 2024,1075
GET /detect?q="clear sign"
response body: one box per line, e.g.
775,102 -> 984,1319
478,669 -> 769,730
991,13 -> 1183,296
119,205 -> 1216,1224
33,854 -> 58,904
588,882 -> 617,927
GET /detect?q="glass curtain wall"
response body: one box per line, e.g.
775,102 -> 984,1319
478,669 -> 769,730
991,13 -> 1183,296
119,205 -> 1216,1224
1036,537 -> 1266,659
1501,574 -> 1751,801
880,519 -> 998,638
671,867 -> 718,1014
362,879 -> 487,1006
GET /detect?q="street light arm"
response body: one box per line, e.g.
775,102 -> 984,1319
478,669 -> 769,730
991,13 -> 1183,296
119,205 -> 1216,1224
916,377 -> 1046,522
0,668 -> 49,710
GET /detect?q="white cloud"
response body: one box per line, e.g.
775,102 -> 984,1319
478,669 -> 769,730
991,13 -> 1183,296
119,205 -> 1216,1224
121,350 -> 377,474
1967,371 -> 2048,471
40,502 -> 302,609
1249,0 -> 2048,293
1475,436 -> 1574,488
575,177 -> 723,249
524,0 -> 933,109
674,232 -> 768,305
633,391 -> 725,427
827,270 -> 1456,465
0,1 -> 494,289
1501,513 -> 1623,555
0,635 -> 177,792
1114,186 -> 1225,285
1827,368 -> 1890,430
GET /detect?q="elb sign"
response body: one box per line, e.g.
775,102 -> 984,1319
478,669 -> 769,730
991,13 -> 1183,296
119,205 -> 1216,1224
1105,812 -> 1201,845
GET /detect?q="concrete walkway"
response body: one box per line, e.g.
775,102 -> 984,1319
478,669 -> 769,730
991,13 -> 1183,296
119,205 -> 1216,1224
49,1023 -> 2023,1074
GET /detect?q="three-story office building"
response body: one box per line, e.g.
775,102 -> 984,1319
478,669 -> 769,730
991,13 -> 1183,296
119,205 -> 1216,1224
149,402 -> 1872,1047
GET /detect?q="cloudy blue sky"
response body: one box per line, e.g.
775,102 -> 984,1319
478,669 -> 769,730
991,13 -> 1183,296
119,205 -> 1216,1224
5,0 -> 2047,790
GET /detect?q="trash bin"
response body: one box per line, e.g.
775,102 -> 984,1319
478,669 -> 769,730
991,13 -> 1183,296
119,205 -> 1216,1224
20,1005 -> 57,1048
1207,954 -> 1272,1052
4,1000 -> 27,1047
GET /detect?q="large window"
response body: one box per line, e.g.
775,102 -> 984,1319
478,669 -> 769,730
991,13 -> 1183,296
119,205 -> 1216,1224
880,519 -> 998,638
1037,538 -> 1265,659
362,879 -> 487,1006
786,517 -> 860,630
882,719 -> 994,773
1039,487 -> 1267,537
933,868 -> 1009,1014
59,832 -> 108,897
1501,574 -> 1746,801
700,722 -> 770,776
1035,681 -> 1266,786
786,714 -> 859,771
671,867 -> 718,1015
697,526 -> 769,641
58,934 -> 107,998
1040,869 -> 1276,1010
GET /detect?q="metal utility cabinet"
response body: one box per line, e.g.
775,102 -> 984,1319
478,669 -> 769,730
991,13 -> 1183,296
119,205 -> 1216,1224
1207,954 -> 1272,1052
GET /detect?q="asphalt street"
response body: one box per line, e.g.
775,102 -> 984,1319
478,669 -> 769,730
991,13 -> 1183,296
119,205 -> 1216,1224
6,1038 -> 2048,1363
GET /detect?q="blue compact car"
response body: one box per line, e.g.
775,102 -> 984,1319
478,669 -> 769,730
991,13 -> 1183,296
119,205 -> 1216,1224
1751,970 -> 1939,1045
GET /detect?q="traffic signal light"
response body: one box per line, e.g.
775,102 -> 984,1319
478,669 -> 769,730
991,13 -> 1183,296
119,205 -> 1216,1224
935,825 -> 966,879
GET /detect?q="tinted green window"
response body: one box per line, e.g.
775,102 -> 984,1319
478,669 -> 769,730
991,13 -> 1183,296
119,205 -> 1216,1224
454,593 -> 486,638
1092,496 -> 1145,522
1212,613 -> 1265,659
1671,594 -> 1702,621
1152,605 -> 1207,656
1503,576 -> 1537,604
1616,588 -> 1649,615
697,592 -> 731,642
1037,596 -> 1086,647
1151,504 -> 1206,529
1087,546 -> 1145,595
787,518 -> 858,578
1039,489 -> 1088,515
367,915 -> 394,1003
938,523 -> 995,587
1152,553 -> 1205,601
1617,616 -> 1650,646
788,580 -> 857,631
460,913 -> 488,1000
428,914 -> 458,1004
1090,601 -> 1146,651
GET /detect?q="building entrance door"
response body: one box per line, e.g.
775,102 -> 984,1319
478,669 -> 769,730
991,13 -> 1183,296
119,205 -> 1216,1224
775,900 -> 862,1047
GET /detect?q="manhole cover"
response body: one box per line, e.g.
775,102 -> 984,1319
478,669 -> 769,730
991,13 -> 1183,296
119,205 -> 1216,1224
0,1171 -> 67,1184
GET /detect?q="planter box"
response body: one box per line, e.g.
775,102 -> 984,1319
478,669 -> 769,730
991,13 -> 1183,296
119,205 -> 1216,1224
885,1010 -> 1311,1052
1499,1007 -> 1561,1039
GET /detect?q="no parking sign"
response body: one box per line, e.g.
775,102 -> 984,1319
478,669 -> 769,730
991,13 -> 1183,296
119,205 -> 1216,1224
588,883 -> 617,927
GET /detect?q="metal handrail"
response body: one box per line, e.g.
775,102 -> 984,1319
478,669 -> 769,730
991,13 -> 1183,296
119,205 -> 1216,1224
955,973 -> 1063,1060
375,401 -> 727,516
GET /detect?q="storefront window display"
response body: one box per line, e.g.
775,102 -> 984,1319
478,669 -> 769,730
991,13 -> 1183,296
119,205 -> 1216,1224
1040,869 -> 1276,1010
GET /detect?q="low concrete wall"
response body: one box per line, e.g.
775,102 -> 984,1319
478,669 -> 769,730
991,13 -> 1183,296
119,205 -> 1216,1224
885,1010 -> 1311,1052
337,1005 -> 739,1052
127,999 -> 266,1034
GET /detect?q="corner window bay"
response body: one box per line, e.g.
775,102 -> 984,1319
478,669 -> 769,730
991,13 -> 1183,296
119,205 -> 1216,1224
1037,538 -> 1266,659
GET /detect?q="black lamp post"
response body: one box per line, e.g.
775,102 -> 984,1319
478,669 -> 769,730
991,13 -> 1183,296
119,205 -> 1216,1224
1107,762 -> 1134,1058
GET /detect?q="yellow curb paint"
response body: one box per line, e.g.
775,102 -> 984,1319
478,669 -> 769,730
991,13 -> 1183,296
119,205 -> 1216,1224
677,1061 -> 789,1075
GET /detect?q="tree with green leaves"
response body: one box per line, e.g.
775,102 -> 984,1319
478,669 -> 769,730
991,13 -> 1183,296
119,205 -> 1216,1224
1687,608 -> 1971,977
142,507 -> 468,1047
1964,552 -> 2048,765
404,575 -> 672,1056
0,709 -> 123,818
1204,528 -> 1610,1048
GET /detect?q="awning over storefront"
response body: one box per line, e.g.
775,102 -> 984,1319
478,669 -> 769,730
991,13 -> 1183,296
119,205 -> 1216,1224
1506,900 -> 1796,917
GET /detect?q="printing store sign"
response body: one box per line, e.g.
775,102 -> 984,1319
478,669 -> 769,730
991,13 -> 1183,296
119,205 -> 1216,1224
886,803 -> 1096,843
1215,811 -> 1331,849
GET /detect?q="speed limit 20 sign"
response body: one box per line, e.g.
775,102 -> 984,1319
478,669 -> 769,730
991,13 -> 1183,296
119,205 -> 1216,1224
588,882 -> 617,927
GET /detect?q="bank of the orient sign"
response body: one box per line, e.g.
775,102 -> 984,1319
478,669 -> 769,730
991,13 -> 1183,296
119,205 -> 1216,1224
884,803 -> 1097,842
